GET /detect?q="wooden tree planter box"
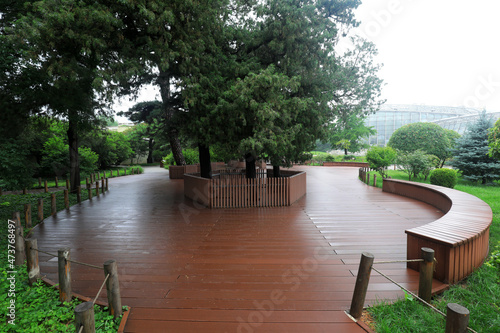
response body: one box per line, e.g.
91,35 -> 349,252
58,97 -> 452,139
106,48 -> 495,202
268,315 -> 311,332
168,165 -> 200,179
184,170 -> 306,208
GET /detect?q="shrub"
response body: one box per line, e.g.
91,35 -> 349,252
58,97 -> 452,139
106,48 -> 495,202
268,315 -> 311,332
396,150 -> 434,181
163,148 -> 200,166
366,146 -> 397,178
430,168 -> 458,188
325,154 -> 336,162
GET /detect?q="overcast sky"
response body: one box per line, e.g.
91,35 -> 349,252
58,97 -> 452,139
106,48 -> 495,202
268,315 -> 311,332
353,0 -> 500,111
114,0 -> 500,119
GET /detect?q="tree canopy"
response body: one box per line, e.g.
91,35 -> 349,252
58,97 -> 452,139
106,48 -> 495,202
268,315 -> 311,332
388,122 -> 455,167
451,111 -> 500,184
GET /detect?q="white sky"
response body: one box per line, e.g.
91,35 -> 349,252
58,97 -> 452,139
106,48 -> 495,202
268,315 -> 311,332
353,0 -> 500,111
113,0 -> 500,120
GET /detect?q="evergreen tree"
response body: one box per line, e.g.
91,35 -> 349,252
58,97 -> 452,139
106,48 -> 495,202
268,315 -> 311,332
450,111 -> 500,184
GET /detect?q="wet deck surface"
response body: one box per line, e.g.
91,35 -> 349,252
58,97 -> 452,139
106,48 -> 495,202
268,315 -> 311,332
31,166 -> 445,332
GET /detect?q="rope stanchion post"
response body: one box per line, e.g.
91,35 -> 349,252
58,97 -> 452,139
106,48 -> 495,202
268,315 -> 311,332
366,172 -> 370,185
101,178 -> 105,193
373,174 -> 377,187
24,203 -> 32,228
44,180 -> 48,193
103,260 -> 122,318
445,303 -> 469,333
419,247 -> 435,303
64,189 -> 69,209
58,248 -> 72,303
37,198 -> 44,222
13,212 -> 25,266
25,238 -> 40,285
50,193 -> 57,216
105,178 -> 108,191
74,301 -> 96,333
77,186 -> 82,203
349,252 -> 374,319
95,181 -> 99,197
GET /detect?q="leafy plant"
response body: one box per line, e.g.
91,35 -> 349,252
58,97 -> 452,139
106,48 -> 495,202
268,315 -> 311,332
396,150 -> 435,181
366,146 -> 397,178
430,168 -> 458,188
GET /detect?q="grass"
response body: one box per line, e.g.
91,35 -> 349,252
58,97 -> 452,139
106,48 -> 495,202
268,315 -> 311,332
0,168 -> 143,331
364,169 -> 500,332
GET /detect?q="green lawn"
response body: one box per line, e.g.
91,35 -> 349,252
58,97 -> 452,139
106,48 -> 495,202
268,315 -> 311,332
365,170 -> 500,332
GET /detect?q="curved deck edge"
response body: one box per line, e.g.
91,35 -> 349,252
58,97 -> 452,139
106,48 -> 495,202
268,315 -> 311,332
382,179 -> 492,284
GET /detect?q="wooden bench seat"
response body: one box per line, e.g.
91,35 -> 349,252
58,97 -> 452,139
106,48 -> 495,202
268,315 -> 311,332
382,179 -> 492,284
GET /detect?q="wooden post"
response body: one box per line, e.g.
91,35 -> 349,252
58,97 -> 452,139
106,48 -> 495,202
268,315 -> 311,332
366,173 -> 370,185
24,203 -> 32,228
373,174 -> 377,187
74,301 -> 96,333
349,252 -> 374,319
13,212 -> 25,266
25,238 -> 40,285
23,187 -> 27,195
87,185 -> 92,201
95,181 -> 100,197
37,199 -> 44,222
66,178 -> 70,190
58,248 -> 72,303
445,303 -> 469,333
64,189 -> 69,209
418,247 -> 435,303
38,177 -> 42,187
86,177 -> 90,187
0,187 -> 2,196
103,260 -> 122,318
44,180 -> 48,193
55,176 -> 58,188
77,186 -> 82,203
51,193 -> 57,216
101,178 -> 105,193
105,178 -> 109,191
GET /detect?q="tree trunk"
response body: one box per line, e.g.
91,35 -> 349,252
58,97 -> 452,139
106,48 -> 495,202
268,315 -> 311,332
245,153 -> 256,179
67,119 -> 81,193
159,70 -> 185,166
273,165 -> 280,178
344,148 -> 348,155
147,138 -> 154,164
199,143 -> 212,179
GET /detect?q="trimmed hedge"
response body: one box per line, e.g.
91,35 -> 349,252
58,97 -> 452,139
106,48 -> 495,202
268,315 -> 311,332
430,168 -> 458,188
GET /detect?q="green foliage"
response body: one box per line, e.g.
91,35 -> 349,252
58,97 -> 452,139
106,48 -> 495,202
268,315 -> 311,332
83,130 -> 133,168
388,122 -> 452,166
366,146 -> 397,178
488,118 -> 500,160
450,111 -> 500,184
396,150 -> 435,181
430,168 -> 458,188
163,148 -> 200,166
329,113 -> 376,155
0,139 -> 37,190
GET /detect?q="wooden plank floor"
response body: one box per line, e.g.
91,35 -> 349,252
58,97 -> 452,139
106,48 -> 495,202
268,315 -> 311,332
30,166 -> 445,332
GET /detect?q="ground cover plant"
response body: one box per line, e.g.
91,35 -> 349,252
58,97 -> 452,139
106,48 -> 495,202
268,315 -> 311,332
364,169 -> 500,332
0,170 -> 141,331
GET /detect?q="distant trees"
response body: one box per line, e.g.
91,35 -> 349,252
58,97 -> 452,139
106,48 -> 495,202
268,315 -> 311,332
450,111 -> 500,184
388,122 -> 457,167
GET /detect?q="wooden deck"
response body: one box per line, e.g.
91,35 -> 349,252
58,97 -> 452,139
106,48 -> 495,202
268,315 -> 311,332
30,166 -> 445,332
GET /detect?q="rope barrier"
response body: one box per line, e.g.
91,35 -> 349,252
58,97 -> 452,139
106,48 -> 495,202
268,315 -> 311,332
373,259 -> 424,264
371,266 -> 479,333
94,274 -> 110,304
31,248 -> 104,270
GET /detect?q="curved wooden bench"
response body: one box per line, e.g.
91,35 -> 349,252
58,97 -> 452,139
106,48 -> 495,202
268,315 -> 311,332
382,179 -> 492,284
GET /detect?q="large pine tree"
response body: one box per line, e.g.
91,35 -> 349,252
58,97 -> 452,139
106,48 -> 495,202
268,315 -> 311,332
450,111 -> 500,183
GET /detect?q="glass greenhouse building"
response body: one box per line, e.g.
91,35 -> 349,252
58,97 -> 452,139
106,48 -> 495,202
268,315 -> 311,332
364,104 -> 500,146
